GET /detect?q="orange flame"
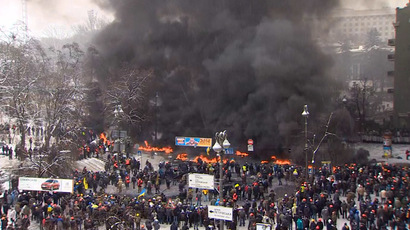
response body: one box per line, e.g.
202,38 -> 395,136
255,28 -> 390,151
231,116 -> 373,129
176,153 -> 188,161
261,161 -> 269,164
175,154 -> 228,164
235,151 -> 249,157
193,155 -> 228,164
275,159 -> 291,165
100,133 -> 107,144
139,141 -> 173,154
271,156 -> 291,165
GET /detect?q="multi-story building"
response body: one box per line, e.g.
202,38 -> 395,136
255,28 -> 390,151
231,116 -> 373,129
329,8 -> 396,45
389,4 -> 410,127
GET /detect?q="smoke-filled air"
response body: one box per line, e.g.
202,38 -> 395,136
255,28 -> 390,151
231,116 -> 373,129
91,0 -> 341,155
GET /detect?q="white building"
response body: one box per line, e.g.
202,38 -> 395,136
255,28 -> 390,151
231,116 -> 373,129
329,8 -> 396,45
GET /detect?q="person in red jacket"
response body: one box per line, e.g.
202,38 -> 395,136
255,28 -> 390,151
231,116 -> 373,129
125,175 -> 130,188
137,178 -> 143,193
232,192 -> 238,203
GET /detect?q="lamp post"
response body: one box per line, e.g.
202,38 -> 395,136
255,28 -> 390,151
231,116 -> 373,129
213,130 -> 230,230
114,105 -> 123,153
302,105 -> 309,179
154,92 -> 158,145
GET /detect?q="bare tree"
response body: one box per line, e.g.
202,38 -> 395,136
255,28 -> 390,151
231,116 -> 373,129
36,42 -> 86,150
365,28 -> 382,49
73,10 -> 109,35
349,78 -> 375,132
105,65 -> 153,131
0,34 -> 47,150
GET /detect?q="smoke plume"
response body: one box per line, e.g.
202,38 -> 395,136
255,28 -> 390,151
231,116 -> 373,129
91,0 -> 340,156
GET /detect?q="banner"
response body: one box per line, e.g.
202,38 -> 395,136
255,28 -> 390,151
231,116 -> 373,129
175,137 -> 212,147
208,205 -> 233,221
188,174 -> 214,190
18,177 -> 74,193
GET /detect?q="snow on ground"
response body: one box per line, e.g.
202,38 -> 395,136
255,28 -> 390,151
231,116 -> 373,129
75,157 -> 106,172
353,142 -> 410,164
1,136 -> 409,230
0,154 -> 23,190
74,152 -> 169,172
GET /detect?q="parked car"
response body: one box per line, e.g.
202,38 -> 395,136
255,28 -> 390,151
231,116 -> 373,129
41,179 -> 60,190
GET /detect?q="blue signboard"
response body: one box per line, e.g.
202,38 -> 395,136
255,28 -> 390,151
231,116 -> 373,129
224,148 -> 234,155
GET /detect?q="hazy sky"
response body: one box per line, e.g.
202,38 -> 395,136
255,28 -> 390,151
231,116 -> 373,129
0,0 -> 408,37
0,0 -> 112,37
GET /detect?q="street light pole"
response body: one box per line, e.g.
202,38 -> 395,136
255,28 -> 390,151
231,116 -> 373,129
213,130 -> 230,230
302,105 -> 309,180
114,105 -> 123,154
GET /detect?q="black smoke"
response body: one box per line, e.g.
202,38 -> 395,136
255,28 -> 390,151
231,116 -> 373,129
91,0 -> 340,156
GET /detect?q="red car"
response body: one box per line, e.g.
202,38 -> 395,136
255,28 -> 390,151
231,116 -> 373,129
41,179 -> 60,190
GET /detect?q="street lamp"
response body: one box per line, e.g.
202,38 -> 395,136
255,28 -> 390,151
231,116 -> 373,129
114,105 -> 123,153
302,105 -> 309,179
213,130 -> 230,230
114,105 -> 123,118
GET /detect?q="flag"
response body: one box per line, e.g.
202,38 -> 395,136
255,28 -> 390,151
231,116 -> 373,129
83,177 -> 88,190
138,188 -> 147,199
206,147 -> 210,155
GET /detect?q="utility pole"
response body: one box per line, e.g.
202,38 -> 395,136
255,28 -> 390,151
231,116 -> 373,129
213,131 -> 230,230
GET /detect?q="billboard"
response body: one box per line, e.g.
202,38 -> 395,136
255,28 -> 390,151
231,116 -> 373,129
18,177 -> 74,193
383,132 -> 393,158
208,205 -> 233,221
175,137 -> 212,147
188,173 -> 214,190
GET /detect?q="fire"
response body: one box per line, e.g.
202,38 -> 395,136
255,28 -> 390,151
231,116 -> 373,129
235,151 -> 249,157
175,154 -> 228,164
261,161 -> 269,164
271,156 -> 291,165
139,141 -> 173,154
275,159 -> 291,165
194,155 -> 228,164
100,133 -> 107,144
176,153 -> 188,161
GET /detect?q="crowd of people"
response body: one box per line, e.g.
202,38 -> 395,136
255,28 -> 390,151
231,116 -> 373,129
0,145 -> 410,230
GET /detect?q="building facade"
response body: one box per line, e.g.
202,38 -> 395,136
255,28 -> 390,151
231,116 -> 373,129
390,4 -> 410,127
330,8 -> 396,45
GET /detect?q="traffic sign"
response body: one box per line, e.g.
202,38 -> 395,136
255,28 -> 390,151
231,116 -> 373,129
224,148 -> 234,155
248,145 -> 254,152
248,139 -> 254,145
208,205 -> 233,221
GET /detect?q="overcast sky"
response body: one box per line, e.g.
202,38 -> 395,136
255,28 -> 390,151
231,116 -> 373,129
0,0 -> 112,37
0,0 -> 408,37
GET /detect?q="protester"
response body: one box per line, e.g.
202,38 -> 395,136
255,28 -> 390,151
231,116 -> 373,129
3,133 -> 410,230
